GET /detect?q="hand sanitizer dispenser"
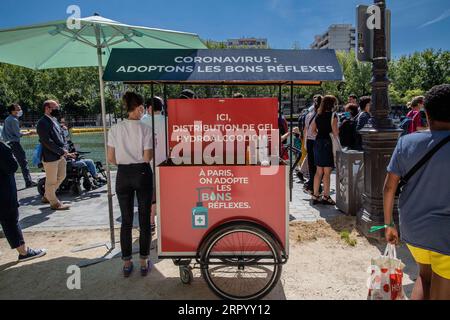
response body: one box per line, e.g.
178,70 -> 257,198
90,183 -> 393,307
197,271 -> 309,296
192,187 -> 213,229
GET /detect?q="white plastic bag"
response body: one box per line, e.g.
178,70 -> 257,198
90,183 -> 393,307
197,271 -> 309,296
367,244 -> 406,300
300,156 -> 309,177
330,112 -> 342,167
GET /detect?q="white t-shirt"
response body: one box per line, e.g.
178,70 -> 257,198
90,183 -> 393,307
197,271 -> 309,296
107,119 -> 153,165
305,111 -> 317,141
141,113 -> 167,166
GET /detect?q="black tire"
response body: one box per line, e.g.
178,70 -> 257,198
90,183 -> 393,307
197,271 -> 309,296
180,266 -> 193,285
199,222 -> 282,300
83,178 -> 92,191
71,183 -> 82,195
37,178 -> 46,196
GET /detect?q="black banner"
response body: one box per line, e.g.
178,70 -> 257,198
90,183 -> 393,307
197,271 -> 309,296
103,49 -> 343,83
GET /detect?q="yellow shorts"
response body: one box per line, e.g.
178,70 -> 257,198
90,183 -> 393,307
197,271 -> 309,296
407,244 -> 450,280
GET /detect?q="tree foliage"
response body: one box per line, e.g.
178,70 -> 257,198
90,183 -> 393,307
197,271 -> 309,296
0,48 -> 448,118
389,49 -> 449,96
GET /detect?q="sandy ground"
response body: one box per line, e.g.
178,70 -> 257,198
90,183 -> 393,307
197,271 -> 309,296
0,216 -> 417,300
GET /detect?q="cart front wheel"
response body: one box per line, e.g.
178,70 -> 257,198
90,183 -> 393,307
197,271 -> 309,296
180,266 -> 193,285
200,222 -> 282,300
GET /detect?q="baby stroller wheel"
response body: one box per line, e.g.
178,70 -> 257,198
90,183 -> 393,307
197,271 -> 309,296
37,178 -> 46,196
179,266 -> 193,285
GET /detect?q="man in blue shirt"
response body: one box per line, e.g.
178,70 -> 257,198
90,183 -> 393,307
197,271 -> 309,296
383,84 -> 450,300
1,104 -> 36,188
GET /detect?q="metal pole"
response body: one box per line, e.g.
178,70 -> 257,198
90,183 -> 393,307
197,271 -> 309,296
163,84 -> 169,160
278,85 -> 282,115
289,82 -> 294,202
150,83 -> 156,175
278,84 -> 282,168
356,0 -> 401,241
95,25 -> 115,249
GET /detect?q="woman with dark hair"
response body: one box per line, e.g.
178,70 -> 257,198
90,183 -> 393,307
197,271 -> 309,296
302,95 -> 322,194
107,91 -> 154,277
310,95 -> 339,205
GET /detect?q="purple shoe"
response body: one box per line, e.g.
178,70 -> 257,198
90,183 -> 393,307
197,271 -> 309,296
141,260 -> 153,276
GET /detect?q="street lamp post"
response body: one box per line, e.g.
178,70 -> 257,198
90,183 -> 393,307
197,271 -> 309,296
356,0 -> 402,241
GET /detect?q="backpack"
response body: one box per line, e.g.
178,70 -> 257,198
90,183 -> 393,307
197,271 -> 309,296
399,116 -> 412,137
339,118 -> 357,148
278,116 -> 288,137
32,143 -> 43,167
298,112 -> 307,132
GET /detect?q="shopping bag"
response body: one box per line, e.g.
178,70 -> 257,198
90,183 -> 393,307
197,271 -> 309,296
329,133 -> 342,167
330,112 -> 342,167
300,155 -> 309,178
367,244 -> 406,300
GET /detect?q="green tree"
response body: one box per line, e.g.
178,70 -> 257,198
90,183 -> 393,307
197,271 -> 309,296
402,89 -> 425,105
61,89 -> 91,118
337,50 -> 372,98
1,48 -> 448,118
389,49 -> 450,95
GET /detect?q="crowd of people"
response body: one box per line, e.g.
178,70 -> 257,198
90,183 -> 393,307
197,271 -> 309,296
0,99 -> 110,262
1,84 -> 449,299
295,93 -> 373,205
293,91 -> 436,206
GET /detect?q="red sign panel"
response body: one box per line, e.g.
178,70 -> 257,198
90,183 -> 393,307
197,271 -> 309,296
167,98 -> 279,164
157,165 -> 288,255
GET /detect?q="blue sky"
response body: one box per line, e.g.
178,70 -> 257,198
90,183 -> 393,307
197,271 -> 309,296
0,0 -> 449,58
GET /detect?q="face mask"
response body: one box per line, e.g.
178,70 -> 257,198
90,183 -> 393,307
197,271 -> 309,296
139,107 -> 145,119
17,110 -> 23,117
50,108 -> 61,118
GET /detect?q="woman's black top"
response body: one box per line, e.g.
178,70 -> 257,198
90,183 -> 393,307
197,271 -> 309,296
315,112 -> 334,139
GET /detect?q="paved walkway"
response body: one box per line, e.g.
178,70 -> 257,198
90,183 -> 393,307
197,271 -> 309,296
13,171 -> 342,232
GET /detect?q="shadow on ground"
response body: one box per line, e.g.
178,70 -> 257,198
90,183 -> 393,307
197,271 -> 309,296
0,238 -> 287,300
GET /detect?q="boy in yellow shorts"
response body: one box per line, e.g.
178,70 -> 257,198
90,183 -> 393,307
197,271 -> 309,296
383,84 -> 450,300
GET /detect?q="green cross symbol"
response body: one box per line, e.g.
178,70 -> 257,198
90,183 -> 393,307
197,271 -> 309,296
196,216 -> 204,224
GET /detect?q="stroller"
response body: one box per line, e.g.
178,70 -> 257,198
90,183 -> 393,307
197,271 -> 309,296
35,141 -> 107,196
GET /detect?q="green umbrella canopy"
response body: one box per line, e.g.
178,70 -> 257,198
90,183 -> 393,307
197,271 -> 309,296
0,14 -> 206,251
0,14 -> 207,70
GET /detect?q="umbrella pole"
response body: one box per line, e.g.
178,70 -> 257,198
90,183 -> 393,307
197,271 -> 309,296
96,47 -> 116,250
74,28 -> 119,267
